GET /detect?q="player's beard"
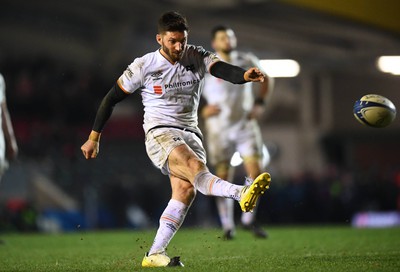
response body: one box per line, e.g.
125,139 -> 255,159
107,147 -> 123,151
162,44 -> 184,62
220,45 -> 233,55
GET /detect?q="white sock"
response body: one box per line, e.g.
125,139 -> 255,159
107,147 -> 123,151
194,171 -> 243,201
148,199 -> 188,255
243,176 -> 253,186
216,197 -> 235,231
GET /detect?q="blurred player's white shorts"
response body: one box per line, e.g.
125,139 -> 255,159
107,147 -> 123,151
145,127 -> 207,175
206,119 -> 262,166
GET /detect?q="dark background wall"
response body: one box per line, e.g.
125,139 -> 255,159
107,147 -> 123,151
0,0 -> 399,231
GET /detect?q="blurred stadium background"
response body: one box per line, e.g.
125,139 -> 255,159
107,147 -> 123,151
0,0 -> 400,232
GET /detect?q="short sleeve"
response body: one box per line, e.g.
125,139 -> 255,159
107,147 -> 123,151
189,45 -> 220,73
118,58 -> 143,94
203,50 -> 220,73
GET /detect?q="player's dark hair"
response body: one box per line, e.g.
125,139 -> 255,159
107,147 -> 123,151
158,11 -> 189,33
211,25 -> 231,40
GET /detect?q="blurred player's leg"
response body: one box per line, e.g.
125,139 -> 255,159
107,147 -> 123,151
216,197 -> 235,239
240,156 -> 268,238
214,162 -> 236,239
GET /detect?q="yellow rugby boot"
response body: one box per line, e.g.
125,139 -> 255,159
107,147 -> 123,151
142,253 -> 184,267
239,172 -> 271,212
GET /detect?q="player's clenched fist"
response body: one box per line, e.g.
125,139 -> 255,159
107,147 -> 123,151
81,131 -> 101,159
244,67 -> 265,82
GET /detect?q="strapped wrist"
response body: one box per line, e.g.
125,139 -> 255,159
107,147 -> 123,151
89,131 -> 101,142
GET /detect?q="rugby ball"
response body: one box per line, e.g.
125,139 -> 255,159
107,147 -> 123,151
353,94 -> 396,128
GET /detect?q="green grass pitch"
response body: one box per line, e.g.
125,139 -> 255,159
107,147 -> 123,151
1,226 -> 399,271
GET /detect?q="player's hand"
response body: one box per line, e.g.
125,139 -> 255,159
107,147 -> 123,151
201,104 -> 221,118
81,131 -> 101,159
81,139 -> 99,159
244,67 -> 265,82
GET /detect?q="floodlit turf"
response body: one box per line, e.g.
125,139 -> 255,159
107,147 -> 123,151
0,226 -> 399,271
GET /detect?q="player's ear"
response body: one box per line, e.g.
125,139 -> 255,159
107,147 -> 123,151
156,34 -> 162,46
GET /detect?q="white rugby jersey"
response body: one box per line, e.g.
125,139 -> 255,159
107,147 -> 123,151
118,44 -> 219,136
202,51 -> 259,131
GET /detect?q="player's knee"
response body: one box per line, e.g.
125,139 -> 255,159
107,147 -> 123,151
182,187 -> 196,205
173,182 -> 196,205
185,186 -> 196,202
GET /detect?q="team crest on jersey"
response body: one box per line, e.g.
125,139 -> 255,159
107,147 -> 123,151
153,85 -> 163,95
150,71 -> 163,80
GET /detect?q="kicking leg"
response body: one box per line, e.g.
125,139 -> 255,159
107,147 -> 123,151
168,144 -> 270,212
168,144 -> 244,200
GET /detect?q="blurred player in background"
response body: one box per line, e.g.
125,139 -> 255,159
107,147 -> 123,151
81,11 -> 271,267
0,73 -> 18,182
201,26 -> 273,239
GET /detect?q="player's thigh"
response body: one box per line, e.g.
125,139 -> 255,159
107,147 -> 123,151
168,144 -> 203,179
145,128 -> 188,175
183,130 -> 207,166
168,131 -> 207,181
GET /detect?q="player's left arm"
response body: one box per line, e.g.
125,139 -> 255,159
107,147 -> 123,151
209,61 -> 266,84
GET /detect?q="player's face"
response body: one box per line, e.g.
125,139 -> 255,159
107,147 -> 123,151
157,31 -> 188,63
212,29 -> 237,54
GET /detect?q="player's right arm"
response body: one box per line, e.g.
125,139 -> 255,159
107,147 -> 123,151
81,82 -> 130,159
210,62 -> 265,84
